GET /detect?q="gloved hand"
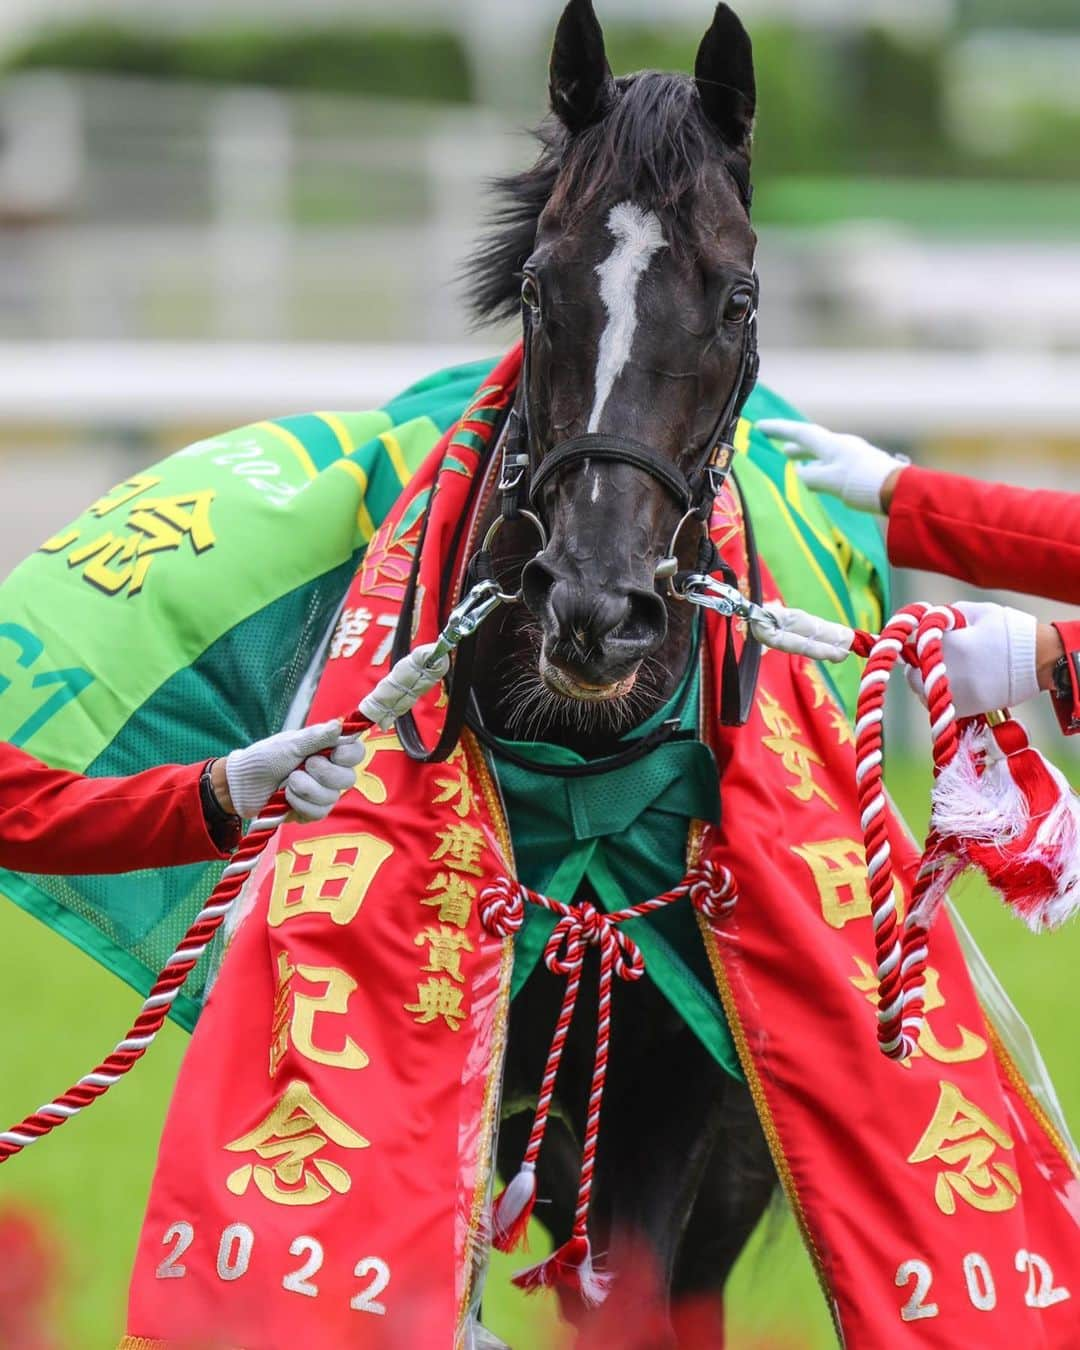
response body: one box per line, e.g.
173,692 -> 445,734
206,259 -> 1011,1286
225,719 -> 364,821
750,601 -> 854,664
905,601 -> 1040,718
757,418 -> 909,514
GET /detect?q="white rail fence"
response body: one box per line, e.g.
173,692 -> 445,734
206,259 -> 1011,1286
0,342 -> 1078,439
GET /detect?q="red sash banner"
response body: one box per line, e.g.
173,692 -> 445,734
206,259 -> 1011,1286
698,488 -> 1080,1348
123,351 -> 1079,1349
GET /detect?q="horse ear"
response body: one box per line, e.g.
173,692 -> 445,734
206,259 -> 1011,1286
695,3 -> 756,149
549,0 -> 616,134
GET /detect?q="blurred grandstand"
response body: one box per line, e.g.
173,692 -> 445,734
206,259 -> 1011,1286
0,7 -> 1076,1347
0,0 -> 1074,751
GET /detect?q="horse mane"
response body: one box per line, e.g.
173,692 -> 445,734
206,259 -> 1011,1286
465,70 -> 752,325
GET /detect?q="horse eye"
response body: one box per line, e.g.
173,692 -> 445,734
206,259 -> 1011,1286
521,276 -> 542,315
723,289 -> 753,324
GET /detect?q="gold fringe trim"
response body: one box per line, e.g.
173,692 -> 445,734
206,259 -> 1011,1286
120,1340 -> 241,1350
689,823 -> 841,1343
456,731 -> 517,1327
986,1019 -> 1080,1179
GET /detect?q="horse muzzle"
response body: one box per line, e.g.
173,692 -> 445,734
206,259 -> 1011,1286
522,559 -> 668,697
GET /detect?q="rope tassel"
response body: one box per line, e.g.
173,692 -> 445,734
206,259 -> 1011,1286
513,1234 -> 613,1306
931,720 -> 1080,932
492,1163 -> 538,1252
479,863 -> 737,1299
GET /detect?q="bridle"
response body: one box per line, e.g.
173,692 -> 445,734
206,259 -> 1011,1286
491,270 -> 759,575
395,174 -> 763,764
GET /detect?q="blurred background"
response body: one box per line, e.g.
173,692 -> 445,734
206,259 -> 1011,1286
0,0 -> 1076,1346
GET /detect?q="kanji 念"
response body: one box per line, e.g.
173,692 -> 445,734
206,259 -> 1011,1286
414,924 -> 474,983
430,822 -> 486,877
405,977 -> 467,1032
421,872 -> 476,928
908,1080 -> 1021,1215
224,1078 -> 369,1207
42,485 -> 218,597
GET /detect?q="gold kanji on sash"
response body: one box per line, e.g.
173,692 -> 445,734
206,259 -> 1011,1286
799,658 -> 832,710
224,1079 -> 369,1207
42,485 -> 218,597
329,606 -> 374,661
908,1080 -> 1021,1215
268,834 -> 393,927
414,924 -> 474,983
850,958 -> 986,1067
421,872 -> 476,928
432,748 -> 477,819
351,732 -> 406,805
792,837 -> 905,929
828,706 -> 856,748
797,661 -> 855,745
269,952 -> 369,1076
759,690 -> 837,809
430,822 -> 486,877
269,951 -> 295,1076
405,977 -> 466,1031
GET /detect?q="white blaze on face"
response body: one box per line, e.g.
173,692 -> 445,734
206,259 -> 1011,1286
587,201 -> 666,436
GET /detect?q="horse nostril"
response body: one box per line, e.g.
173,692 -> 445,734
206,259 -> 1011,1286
522,562 -> 667,658
521,558 -> 558,619
619,586 -> 668,648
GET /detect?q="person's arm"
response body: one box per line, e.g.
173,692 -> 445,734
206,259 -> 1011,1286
1049,619 -> 1080,735
0,748 -> 225,874
757,418 -> 1080,606
0,722 -> 364,876
886,465 -> 1080,608
756,420 -> 1080,732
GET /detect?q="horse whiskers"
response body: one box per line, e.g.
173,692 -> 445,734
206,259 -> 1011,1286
500,659 -> 653,740
491,550 -> 537,592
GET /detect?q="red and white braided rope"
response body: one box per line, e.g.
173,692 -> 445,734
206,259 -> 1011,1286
0,708 -> 372,1162
850,603 -> 967,1061
479,859 -> 737,1291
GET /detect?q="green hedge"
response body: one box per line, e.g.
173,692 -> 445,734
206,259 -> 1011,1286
3,22 -> 472,103
605,21 -> 1080,181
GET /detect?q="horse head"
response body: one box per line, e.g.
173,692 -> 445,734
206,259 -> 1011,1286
470,0 -> 758,737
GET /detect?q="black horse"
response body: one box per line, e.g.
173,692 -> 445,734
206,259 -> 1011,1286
465,2 -> 778,1344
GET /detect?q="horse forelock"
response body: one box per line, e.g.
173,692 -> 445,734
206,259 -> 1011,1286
464,70 -> 752,325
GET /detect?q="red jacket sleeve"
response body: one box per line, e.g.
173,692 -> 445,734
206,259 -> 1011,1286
887,465 -> 1080,607
1051,619 -> 1080,736
0,744 -> 228,875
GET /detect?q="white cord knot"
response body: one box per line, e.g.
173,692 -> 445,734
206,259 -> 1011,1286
478,877 -> 526,938
543,902 -> 645,982
685,859 -> 739,922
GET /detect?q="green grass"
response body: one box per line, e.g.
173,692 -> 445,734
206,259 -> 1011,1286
1,758 -> 1077,1347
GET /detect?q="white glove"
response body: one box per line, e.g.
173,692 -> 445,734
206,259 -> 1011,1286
750,601 -> 854,664
225,719 -> 365,821
905,601 -> 1040,718
757,418 -> 908,514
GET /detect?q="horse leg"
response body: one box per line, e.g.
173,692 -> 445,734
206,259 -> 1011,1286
550,973 -> 732,1348
494,958 -> 595,1257
669,1081 -> 777,1348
